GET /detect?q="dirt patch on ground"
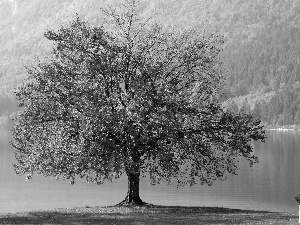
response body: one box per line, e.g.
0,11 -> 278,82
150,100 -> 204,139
0,205 -> 297,224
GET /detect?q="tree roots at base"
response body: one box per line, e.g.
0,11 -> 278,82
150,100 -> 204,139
115,196 -> 149,206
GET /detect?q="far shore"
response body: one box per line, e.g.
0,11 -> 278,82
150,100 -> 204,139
267,125 -> 300,131
268,128 -> 300,131
0,204 -> 297,224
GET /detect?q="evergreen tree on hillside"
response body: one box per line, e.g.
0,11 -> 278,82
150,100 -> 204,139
259,100 -> 268,123
239,98 -> 251,115
226,101 -> 239,114
267,96 -> 277,125
294,108 -> 300,125
252,101 -> 263,121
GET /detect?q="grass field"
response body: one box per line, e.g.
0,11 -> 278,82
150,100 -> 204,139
0,205 -> 297,224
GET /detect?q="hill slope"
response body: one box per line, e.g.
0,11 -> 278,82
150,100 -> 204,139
0,0 -> 299,126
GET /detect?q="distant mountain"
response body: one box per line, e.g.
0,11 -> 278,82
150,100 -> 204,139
0,0 -> 299,126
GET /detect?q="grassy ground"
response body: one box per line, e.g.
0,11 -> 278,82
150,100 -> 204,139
0,205 -> 297,225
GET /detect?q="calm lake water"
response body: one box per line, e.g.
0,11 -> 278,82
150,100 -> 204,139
0,129 -> 300,214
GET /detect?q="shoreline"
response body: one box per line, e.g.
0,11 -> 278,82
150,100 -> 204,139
0,205 -> 297,224
267,127 -> 300,131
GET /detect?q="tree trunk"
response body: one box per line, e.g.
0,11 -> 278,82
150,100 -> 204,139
116,171 -> 147,206
116,139 -> 148,206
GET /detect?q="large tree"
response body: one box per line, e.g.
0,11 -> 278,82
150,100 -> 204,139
11,1 -> 266,205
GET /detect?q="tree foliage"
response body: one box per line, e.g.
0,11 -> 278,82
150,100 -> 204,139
11,1 -> 266,190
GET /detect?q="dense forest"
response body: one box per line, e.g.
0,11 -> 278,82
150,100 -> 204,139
0,0 -> 300,127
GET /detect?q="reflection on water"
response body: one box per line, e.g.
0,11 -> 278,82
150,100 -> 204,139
0,129 -> 299,214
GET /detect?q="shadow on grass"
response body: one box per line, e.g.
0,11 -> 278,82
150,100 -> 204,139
145,205 -> 272,214
0,205 -> 296,225
0,211 -> 134,225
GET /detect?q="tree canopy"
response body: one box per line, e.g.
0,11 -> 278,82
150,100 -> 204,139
11,1 -> 266,205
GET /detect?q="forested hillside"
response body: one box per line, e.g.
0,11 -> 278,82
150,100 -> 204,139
0,0 -> 300,127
